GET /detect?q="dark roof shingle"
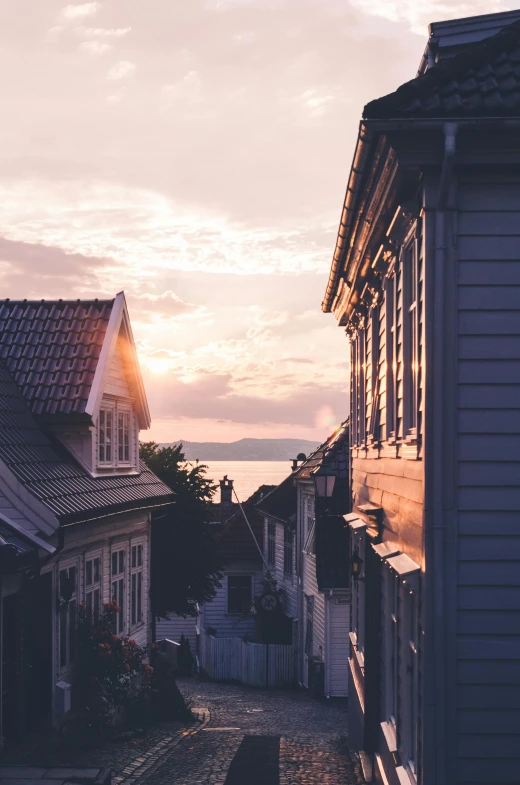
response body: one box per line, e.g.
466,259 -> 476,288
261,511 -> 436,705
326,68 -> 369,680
0,299 -> 114,416
364,19 -> 520,119
0,364 -> 174,525
293,420 -> 349,481
255,475 -> 296,525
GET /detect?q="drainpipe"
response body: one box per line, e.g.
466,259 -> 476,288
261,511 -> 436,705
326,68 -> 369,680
430,121 -> 457,785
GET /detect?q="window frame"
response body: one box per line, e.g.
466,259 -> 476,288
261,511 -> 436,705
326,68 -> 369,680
226,574 -> 253,615
304,594 -> 314,658
401,585 -> 420,779
58,560 -> 79,672
97,400 -> 134,470
85,550 -> 102,625
130,539 -> 144,628
267,521 -> 276,566
350,532 -> 366,655
111,545 -> 126,634
402,230 -> 419,441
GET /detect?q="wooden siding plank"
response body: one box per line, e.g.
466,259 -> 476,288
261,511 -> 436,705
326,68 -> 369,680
458,410 -> 520,433
458,235 -> 520,260
458,210 -> 520,235
458,462 -> 520,485
457,685 -> 520,709
458,618 -> 520,640
459,434 -> 520,461
458,587 -> 520,609
458,708 -> 520,734
459,360 -> 520,384
458,384 -> 520,409
459,537 -> 520,560
457,734 -> 520,758
458,511 -> 520,536
459,310 -> 520,334
459,336 -> 520,359
458,182 -> 520,210
457,661 -> 520,684
458,286 -> 520,310
458,487 -> 520,510
458,561 -> 520,585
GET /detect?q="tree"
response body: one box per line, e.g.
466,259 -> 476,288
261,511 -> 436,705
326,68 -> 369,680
140,442 -> 223,618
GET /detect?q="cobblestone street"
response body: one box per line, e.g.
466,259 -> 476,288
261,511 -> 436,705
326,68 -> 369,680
114,677 -> 363,785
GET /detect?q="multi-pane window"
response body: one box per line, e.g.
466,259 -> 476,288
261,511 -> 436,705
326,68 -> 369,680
130,543 -> 143,626
111,548 -> 125,633
404,589 -> 420,778
85,554 -> 101,624
283,527 -> 293,575
98,403 -> 132,468
304,594 -> 314,657
384,567 -> 399,725
227,575 -> 252,614
98,407 -> 114,465
118,411 -> 131,463
267,521 -> 276,566
403,237 -> 419,436
59,564 -> 77,669
351,535 -> 366,654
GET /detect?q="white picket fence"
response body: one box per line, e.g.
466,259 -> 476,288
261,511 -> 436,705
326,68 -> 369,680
199,630 -> 294,688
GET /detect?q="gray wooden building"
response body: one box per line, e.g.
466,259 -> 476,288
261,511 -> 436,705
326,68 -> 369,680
323,10 -> 520,785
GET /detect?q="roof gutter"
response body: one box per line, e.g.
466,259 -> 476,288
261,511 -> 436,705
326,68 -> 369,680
60,498 -> 176,527
322,123 -> 373,313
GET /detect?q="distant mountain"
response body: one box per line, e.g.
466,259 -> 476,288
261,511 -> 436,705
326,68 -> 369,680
160,438 -> 320,461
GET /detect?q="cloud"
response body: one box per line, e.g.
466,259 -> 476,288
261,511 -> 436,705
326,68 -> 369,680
80,40 -> 112,55
129,290 -> 204,322
78,27 -> 132,38
349,0 -> 512,34
59,2 -> 100,22
106,61 -> 136,80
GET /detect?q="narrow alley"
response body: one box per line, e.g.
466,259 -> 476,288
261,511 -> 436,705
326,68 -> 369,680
67,677 -> 362,785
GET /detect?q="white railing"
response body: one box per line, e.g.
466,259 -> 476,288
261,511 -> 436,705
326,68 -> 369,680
199,629 -> 294,688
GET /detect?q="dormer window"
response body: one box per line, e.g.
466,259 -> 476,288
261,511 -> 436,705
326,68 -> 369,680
98,401 -> 133,470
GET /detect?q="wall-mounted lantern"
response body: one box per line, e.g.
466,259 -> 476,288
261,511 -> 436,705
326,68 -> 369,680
312,465 -> 337,499
350,549 -> 364,581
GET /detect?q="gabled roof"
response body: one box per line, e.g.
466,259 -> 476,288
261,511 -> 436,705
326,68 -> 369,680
255,474 -> 296,526
0,364 -> 174,531
215,485 -> 273,566
364,19 -> 520,119
0,293 -> 150,428
293,420 -> 349,480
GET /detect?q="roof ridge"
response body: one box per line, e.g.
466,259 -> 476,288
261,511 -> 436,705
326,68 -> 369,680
364,18 -> 520,119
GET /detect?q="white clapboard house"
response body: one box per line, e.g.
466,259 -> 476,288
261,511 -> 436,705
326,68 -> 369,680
0,294 -> 174,745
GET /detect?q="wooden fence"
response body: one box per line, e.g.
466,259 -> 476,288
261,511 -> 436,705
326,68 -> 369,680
199,630 -> 294,688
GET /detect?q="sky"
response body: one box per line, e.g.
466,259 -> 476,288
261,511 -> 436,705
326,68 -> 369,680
0,0 -> 512,443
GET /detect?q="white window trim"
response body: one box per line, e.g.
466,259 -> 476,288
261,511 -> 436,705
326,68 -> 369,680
58,558 -> 79,674
84,549 -> 103,624
130,538 -> 145,630
97,400 -> 135,471
225,572 -> 254,616
111,543 -> 127,635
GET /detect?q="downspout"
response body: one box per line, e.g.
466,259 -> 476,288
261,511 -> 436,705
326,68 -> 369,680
429,121 -> 457,785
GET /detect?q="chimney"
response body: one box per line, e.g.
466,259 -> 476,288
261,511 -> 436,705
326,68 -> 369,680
219,475 -> 234,522
291,453 -> 307,472
291,458 -> 298,472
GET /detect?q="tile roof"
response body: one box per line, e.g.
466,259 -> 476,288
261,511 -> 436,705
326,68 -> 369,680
292,420 -> 349,481
0,364 -> 175,526
364,19 -> 520,119
216,502 -> 265,566
0,299 -> 114,417
255,474 -> 296,525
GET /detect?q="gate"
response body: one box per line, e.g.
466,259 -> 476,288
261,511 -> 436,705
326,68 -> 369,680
200,630 -> 294,688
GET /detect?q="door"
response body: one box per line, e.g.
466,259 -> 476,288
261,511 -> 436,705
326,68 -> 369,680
329,595 -> 350,697
2,593 -> 19,741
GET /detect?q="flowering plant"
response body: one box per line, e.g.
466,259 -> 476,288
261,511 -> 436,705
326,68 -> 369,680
77,601 -> 152,710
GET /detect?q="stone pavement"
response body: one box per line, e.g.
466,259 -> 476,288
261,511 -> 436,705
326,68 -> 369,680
125,677 -> 364,785
3,678 -> 363,785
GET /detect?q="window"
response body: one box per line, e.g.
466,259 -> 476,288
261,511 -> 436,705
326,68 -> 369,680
98,402 -> 133,468
403,237 -> 419,437
111,548 -> 125,633
59,564 -> 77,669
403,588 -> 420,778
283,527 -> 293,575
267,521 -> 276,566
85,554 -> 101,624
118,410 -> 131,463
304,594 -> 314,657
351,534 -> 366,654
227,575 -> 252,614
384,566 -> 399,726
385,275 -> 395,441
130,542 -> 143,627
98,406 -> 114,465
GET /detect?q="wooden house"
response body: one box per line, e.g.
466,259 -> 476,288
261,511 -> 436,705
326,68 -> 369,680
291,423 -> 350,699
0,294 -> 174,745
322,10 -> 520,785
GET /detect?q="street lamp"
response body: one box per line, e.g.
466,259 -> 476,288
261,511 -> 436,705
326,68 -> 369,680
350,549 -> 364,581
312,465 -> 337,499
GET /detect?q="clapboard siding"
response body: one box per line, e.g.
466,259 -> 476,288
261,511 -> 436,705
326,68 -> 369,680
267,517 -> 297,618
303,552 -> 325,661
201,569 -> 262,638
156,615 -> 197,652
455,183 -> 520,779
105,338 -> 132,398
328,595 -> 350,697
